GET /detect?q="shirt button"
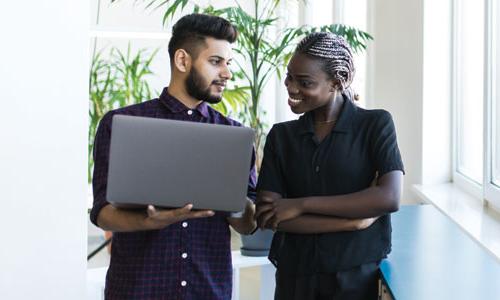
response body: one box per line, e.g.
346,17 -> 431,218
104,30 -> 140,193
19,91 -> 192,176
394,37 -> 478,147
181,280 -> 187,287
315,166 -> 320,172
187,110 -> 193,115
181,253 -> 188,259
182,222 -> 188,228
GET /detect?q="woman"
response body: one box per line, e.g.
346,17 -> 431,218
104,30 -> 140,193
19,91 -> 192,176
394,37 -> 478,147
256,32 -> 404,300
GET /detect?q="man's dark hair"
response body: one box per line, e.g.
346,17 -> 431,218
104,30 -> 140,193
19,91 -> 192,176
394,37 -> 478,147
168,13 -> 238,62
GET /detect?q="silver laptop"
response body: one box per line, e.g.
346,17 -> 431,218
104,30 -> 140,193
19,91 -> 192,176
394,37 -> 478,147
106,115 -> 254,212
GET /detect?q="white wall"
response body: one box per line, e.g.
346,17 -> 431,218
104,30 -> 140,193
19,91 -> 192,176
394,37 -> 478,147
367,0 -> 425,203
0,2 -> 88,299
422,0 -> 452,185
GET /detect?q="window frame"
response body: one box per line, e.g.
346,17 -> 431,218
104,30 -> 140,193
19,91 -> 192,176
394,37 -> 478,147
451,0 -> 483,199
484,0 -> 500,208
452,0 -> 500,208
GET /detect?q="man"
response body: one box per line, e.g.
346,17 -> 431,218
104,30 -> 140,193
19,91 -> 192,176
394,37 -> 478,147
90,13 -> 257,300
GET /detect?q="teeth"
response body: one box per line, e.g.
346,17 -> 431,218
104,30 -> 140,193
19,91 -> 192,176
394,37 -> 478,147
289,97 -> 303,103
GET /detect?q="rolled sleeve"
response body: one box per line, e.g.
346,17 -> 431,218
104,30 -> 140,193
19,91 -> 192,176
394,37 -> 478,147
371,111 -> 405,177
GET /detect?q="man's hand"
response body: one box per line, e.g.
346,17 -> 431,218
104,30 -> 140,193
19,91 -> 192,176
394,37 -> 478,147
144,204 -> 215,230
227,198 -> 257,235
96,203 -> 214,232
241,198 -> 256,220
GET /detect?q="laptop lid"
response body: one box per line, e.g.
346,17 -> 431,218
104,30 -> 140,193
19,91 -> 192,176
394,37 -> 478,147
105,115 -> 254,212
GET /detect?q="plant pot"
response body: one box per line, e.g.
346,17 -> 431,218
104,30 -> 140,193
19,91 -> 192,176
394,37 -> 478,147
240,229 -> 274,257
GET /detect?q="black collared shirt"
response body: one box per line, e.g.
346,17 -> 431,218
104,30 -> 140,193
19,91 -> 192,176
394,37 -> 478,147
257,97 -> 404,274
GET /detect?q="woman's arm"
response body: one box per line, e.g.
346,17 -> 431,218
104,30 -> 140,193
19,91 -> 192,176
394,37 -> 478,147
300,170 -> 403,218
256,191 -> 378,233
273,214 -> 378,234
256,171 -> 403,229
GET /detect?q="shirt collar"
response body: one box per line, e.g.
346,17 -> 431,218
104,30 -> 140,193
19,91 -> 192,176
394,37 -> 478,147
159,87 -> 210,118
298,93 -> 356,135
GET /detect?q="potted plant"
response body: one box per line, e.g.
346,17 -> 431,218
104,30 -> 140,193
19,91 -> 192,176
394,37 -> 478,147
89,44 -> 159,182
88,45 -> 159,255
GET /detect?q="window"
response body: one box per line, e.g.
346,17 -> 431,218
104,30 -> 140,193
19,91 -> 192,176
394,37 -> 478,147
485,0 -> 500,208
453,0 -> 500,208
343,0 -> 368,108
452,0 -> 484,187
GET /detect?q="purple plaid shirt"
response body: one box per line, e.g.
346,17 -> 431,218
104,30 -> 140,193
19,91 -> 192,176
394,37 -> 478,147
90,87 -> 257,300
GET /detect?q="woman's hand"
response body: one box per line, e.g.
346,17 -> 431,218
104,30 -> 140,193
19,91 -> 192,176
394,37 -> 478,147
256,197 -> 305,230
352,216 -> 379,230
255,195 -> 276,229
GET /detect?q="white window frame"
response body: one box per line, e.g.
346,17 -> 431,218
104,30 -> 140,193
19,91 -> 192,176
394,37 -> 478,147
451,0 -> 483,199
452,0 -> 500,208
484,0 -> 500,209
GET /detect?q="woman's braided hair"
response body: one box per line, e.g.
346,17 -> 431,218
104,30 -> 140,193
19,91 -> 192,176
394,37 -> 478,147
295,32 -> 359,100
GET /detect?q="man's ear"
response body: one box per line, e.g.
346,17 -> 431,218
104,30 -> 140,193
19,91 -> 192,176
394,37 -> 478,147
173,49 -> 191,73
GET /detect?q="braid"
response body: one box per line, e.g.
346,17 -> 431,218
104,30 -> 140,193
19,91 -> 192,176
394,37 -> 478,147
296,32 -> 356,98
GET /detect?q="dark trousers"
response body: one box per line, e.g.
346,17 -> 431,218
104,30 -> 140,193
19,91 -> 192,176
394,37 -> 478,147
274,262 -> 380,300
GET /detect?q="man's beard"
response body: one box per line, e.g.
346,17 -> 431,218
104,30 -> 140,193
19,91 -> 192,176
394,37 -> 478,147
185,67 -> 222,104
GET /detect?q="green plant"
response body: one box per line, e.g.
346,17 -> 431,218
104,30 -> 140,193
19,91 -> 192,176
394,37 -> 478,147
89,45 -> 159,182
114,0 -> 373,168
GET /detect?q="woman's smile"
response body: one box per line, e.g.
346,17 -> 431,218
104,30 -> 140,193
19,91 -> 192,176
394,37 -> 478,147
288,97 -> 304,107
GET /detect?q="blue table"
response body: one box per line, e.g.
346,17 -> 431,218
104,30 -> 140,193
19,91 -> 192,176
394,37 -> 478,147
380,205 -> 500,299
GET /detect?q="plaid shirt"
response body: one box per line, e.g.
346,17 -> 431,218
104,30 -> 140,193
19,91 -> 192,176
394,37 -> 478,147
90,88 -> 257,300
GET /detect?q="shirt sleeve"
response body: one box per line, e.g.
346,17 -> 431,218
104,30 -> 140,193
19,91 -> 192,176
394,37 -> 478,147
371,110 -> 405,177
257,125 -> 285,196
247,148 -> 257,202
89,112 -> 114,226
230,149 -> 257,218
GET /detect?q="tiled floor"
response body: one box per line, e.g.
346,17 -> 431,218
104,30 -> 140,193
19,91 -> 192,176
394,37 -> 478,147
87,224 -> 264,300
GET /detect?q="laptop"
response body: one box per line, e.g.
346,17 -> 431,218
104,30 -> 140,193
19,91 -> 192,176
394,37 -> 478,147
106,115 -> 254,212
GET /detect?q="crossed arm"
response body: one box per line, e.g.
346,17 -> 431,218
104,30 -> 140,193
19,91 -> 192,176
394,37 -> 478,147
256,170 -> 403,233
